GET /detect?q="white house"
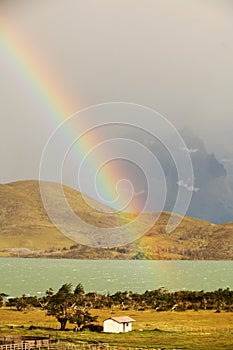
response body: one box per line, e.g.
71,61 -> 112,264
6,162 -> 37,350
103,316 -> 135,333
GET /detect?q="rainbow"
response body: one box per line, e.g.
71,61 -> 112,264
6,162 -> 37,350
0,17 -> 143,213
0,17 -> 75,128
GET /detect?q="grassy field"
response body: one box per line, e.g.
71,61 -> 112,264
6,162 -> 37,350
0,308 -> 232,349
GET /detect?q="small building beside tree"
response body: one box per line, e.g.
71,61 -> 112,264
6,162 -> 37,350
103,316 -> 135,333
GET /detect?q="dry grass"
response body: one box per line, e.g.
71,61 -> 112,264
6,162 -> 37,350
0,308 -> 232,349
0,180 -> 233,259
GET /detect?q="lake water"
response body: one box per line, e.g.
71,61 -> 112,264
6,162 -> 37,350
0,258 -> 232,297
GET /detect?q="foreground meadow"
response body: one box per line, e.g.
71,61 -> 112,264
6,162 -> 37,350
0,308 -> 232,350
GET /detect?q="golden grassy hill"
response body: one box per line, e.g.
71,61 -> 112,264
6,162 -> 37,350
0,180 -> 232,259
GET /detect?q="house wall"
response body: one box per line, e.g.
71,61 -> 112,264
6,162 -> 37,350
124,322 -> 132,332
103,320 -> 133,333
103,319 -> 121,333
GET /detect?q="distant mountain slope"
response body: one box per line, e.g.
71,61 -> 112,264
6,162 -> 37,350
0,180 -> 232,259
0,180 -> 73,250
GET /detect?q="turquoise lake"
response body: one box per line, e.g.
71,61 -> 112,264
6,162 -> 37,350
0,258 -> 232,297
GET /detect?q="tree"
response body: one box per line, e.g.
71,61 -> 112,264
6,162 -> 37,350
0,293 -> 8,307
45,283 -> 96,331
70,308 -> 97,331
71,283 -> 97,330
46,283 -> 76,330
39,288 -> 54,309
0,297 -> 2,308
74,283 -> 84,296
13,295 -> 40,311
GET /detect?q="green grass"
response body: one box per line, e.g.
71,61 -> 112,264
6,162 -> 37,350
0,308 -> 232,349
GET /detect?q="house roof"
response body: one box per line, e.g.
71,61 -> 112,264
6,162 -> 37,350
105,316 -> 135,324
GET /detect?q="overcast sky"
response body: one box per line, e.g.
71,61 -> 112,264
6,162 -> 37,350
1,0 -> 233,186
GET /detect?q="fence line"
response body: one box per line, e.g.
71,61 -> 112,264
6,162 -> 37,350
0,343 -> 159,350
0,339 -> 53,350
